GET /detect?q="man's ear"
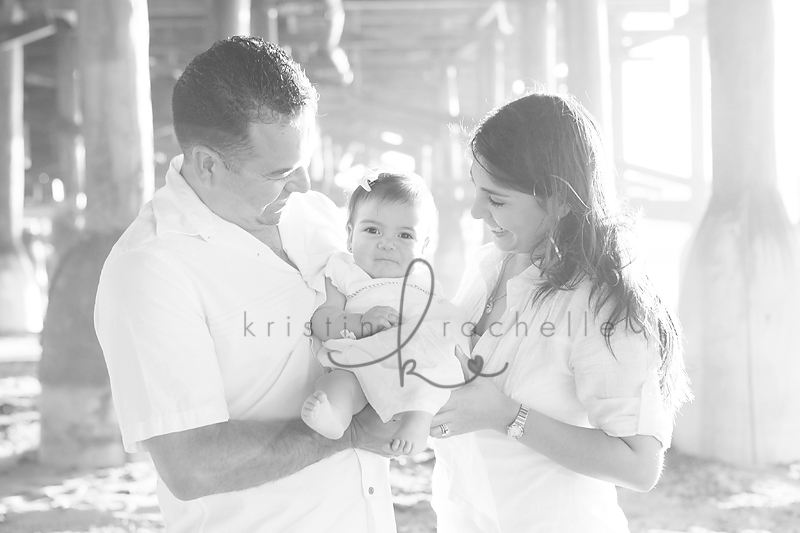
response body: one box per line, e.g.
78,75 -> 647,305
190,146 -> 222,188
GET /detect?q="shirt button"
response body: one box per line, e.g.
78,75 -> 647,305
368,487 -> 374,495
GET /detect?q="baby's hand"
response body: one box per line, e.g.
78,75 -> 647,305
359,306 -> 400,337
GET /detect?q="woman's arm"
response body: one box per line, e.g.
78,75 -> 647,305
431,348 -> 665,492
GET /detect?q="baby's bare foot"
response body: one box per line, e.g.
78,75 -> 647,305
301,391 -> 347,439
384,438 -> 415,455
382,421 -> 429,456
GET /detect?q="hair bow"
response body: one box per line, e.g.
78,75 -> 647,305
356,168 -> 380,192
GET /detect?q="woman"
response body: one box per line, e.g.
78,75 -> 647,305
429,92 -> 692,532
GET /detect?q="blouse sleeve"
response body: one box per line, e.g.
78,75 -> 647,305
569,313 -> 673,448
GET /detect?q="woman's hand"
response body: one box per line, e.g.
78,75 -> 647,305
429,346 -> 519,438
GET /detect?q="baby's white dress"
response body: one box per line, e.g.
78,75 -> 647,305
321,251 -> 467,421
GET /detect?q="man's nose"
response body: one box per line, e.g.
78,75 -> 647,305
286,167 -> 311,194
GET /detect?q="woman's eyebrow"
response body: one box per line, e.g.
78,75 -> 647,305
469,169 -> 510,197
481,187 -> 509,197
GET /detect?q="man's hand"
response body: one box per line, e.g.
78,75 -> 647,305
348,404 -> 400,456
359,306 -> 400,337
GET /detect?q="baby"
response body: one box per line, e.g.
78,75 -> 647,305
302,170 -> 467,455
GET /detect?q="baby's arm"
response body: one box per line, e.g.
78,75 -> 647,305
311,277 -> 399,340
311,278 -> 362,341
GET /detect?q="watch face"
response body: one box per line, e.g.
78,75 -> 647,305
507,425 -> 523,439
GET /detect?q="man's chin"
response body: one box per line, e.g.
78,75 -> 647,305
257,208 -> 284,226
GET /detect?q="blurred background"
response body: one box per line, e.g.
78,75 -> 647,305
1,0 -> 800,531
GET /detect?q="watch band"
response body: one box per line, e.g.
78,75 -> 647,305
506,404 -> 529,439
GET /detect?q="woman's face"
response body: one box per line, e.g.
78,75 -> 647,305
469,158 -> 550,255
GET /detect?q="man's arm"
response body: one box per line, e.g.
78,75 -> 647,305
145,404 -> 398,501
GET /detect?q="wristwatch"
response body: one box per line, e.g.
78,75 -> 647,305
506,404 -> 529,439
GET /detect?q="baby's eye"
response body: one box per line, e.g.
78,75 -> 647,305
364,227 -> 379,234
399,232 -> 415,240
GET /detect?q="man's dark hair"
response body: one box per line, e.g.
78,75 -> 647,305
172,36 -> 318,164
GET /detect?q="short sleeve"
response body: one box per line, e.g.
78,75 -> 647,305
280,191 -> 347,296
324,251 -> 366,295
94,249 -> 229,452
569,317 -> 673,448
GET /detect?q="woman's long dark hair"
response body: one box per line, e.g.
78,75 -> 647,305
471,92 -> 691,416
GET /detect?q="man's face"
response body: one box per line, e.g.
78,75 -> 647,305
210,111 -> 314,229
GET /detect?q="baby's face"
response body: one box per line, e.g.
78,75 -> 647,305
347,198 -> 429,279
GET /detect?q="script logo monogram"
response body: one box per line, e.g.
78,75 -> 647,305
325,258 -> 508,388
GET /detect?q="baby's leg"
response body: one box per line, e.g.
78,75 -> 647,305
301,370 -> 367,439
384,411 -> 433,456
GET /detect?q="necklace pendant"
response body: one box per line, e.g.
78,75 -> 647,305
485,301 -> 494,313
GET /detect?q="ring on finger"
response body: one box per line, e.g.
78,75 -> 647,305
439,423 -> 450,437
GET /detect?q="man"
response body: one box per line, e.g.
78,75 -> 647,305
94,36 -> 397,532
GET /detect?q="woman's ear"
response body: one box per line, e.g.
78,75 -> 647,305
545,196 -> 570,221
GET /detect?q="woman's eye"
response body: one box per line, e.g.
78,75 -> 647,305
488,198 -> 504,207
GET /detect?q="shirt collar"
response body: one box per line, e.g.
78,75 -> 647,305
478,246 -> 543,287
152,154 -> 219,240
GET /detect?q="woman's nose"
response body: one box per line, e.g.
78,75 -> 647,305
470,195 -> 485,220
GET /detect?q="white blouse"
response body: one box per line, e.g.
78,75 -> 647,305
432,243 -> 673,533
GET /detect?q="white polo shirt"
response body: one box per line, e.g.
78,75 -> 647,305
94,155 -> 396,533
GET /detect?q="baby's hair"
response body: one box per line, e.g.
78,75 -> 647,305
346,171 -> 437,228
